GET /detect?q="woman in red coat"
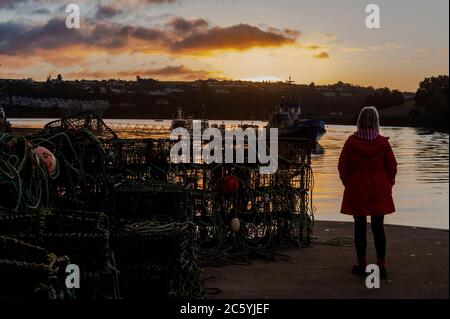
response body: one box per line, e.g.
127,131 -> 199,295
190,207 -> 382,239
338,106 -> 397,278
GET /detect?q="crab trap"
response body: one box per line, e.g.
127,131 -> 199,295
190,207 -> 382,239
166,161 -> 314,266
0,207 -> 118,299
0,236 -> 69,299
101,133 -> 316,266
111,221 -> 202,298
108,178 -> 191,223
0,112 -> 316,298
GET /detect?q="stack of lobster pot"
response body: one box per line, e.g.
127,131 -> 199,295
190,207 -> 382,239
108,178 -> 203,298
0,207 -> 118,299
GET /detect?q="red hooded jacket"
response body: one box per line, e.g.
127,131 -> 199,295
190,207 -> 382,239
338,135 -> 397,216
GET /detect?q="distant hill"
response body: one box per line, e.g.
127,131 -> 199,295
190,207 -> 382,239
379,101 -> 418,118
1,78 -> 421,126
377,101 -> 420,127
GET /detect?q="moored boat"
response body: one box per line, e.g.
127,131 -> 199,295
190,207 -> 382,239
269,98 -> 326,143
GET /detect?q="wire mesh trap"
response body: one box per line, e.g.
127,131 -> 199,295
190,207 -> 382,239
0,112 -> 316,299
0,208 -> 117,299
0,235 -> 69,299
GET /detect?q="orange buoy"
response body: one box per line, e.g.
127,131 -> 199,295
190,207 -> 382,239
218,175 -> 239,195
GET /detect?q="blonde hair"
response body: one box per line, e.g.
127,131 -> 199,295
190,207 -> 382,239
357,106 -> 380,130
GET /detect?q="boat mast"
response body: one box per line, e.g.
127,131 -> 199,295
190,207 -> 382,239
177,106 -> 183,120
286,76 -> 300,115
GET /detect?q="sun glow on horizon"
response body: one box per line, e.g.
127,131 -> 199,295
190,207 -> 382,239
0,0 -> 448,91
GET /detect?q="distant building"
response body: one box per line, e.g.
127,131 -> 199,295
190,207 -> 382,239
329,111 -> 344,116
116,102 -> 134,108
164,87 -> 185,94
111,87 -> 126,94
0,96 -> 9,106
39,99 -> 54,108
339,91 -> 353,97
322,91 -> 336,97
10,95 -> 109,110
149,90 -> 166,96
403,93 -> 415,100
215,88 -> 230,94
156,98 -> 169,105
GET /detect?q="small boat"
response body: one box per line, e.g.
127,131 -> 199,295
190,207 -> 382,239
171,107 -> 208,132
269,98 -> 326,142
172,107 -> 192,131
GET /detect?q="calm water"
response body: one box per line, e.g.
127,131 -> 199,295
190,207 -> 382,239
311,125 -> 449,230
9,119 -> 449,229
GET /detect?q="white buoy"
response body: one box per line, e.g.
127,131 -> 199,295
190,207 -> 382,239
231,217 -> 240,233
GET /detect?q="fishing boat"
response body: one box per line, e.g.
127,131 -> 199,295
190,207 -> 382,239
171,107 -> 208,132
268,78 -> 326,142
269,98 -> 326,142
269,102 -> 326,142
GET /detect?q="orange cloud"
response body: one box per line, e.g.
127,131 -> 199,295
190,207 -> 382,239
0,18 -> 299,57
313,52 -> 330,59
0,15 -> 302,79
170,24 -> 299,54
303,44 -> 324,50
64,65 -> 217,80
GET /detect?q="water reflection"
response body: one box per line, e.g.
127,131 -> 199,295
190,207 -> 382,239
311,125 -> 449,229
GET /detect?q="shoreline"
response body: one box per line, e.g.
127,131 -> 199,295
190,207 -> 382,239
314,217 -> 449,231
203,220 -> 449,299
6,118 -> 450,132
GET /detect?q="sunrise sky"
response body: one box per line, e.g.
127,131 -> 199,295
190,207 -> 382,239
0,0 -> 448,91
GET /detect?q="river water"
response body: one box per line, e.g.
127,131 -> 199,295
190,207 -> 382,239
311,125 -> 449,230
9,119 -> 449,229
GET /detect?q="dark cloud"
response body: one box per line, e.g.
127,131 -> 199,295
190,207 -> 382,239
265,27 -> 301,39
0,19 -> 168,54
95,5 -> 123,19
171,24 -> 299,53
168,17 -> 209,34
313,52 -> 330,59
283,29 -> 302,38
32,8 -> 51,14
0,18 -> 300,57
66,65 -> 212,80
121,25 -> 167,42
0,0 -> 177,9
0,0 -> 26,9
131,65 -> 211,79
0,19 -> 87,55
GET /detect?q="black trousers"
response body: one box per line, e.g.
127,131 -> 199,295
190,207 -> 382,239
354,216 -> 386,260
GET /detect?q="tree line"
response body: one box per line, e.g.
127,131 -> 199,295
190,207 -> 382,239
411,75 -> 449,128
363,88 -> 405,109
